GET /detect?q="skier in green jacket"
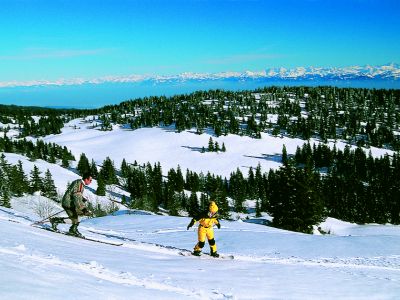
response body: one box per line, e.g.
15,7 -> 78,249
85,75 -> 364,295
50,173 -> 93,237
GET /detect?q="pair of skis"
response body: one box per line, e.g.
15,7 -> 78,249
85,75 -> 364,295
40,224 -> 233,259
32,223 -> 124,246
1,210 -> 234,259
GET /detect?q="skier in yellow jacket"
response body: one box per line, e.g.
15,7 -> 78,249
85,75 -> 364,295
187,201 -> 221,257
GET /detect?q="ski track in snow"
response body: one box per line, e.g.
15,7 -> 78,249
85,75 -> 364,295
0,244 -> 210,299
2,208 -> 400,296
3,209 -> 400,276
84,227 -> 400,281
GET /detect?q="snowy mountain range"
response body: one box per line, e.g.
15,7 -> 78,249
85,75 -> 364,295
1,64 -> 399,88
171,63 -> 400,82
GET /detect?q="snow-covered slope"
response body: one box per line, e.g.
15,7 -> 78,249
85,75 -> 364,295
2,117 -> 400,299
1,207 -> 400,299
40,118 -> 393,178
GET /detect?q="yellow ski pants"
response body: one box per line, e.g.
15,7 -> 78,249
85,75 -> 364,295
194,225 -> 217,252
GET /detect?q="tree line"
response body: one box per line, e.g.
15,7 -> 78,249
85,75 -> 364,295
0,137 -> 75,167
92,87 -> 400,150
1,87 -> 399,150
71,140 -> 399,234
0,154 -> 58,207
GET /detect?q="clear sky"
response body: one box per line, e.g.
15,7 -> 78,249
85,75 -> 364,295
0,0 -> 399,83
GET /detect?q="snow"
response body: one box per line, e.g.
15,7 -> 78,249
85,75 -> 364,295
1,208 -> 400,299
39,118 -> 393,178
1,118 -> 400,299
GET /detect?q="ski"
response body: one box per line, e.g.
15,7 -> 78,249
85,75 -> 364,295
178,251 -> 234,260
32,224 -> 123,246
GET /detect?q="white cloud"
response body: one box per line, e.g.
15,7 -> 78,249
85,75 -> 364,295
0,48 -> 109,61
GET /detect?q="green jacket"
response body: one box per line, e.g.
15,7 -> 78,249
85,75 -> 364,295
62,179 -> 87,214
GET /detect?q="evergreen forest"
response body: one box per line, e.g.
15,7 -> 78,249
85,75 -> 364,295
1,86 -> 399,233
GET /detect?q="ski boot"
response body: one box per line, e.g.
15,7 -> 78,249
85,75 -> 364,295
210,250 -> 220,258
192,250 -> 202,256
49,217 -> 64,231
68,224 -> 84,238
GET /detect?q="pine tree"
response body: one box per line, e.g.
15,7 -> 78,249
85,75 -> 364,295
175,165 -> 184,192
30,165 -> 43,193
100,157 -> 118,185
221,142 -> 226,152
8,161 -> 29,197
120,158 -> 129,178
282,144 -> 288,165
199,193 -> 209,211
169,192 -> 181,216
208,137 -> 214,152
269,162 -> 325,233
188,191 -> 199,217
255,199 -> 261,217
96,174 -> 106,196
0,154 -> 10,173
247,167 -> 256,199
229,168 -> 246,213
0,167 -> 11,208
77,153 -> 90,176
214,141 -> 220,152
151,162 -> 163,208
127,168 -> 147,201
90,159 -> 99,179
121,195 -> 127,205
42,169 -> 58,200
214,190 -> 230,219
61,153 -> 70,168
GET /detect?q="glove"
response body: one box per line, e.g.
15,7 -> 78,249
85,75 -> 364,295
187,219 -> 195,230
216,222 -> 221,229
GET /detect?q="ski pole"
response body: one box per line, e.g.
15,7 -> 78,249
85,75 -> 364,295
32,209 -> 64,225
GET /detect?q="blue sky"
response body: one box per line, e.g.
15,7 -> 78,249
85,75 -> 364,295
0,0 -> 399,83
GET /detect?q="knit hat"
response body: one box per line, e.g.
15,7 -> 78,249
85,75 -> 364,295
209,201 -> 218,214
